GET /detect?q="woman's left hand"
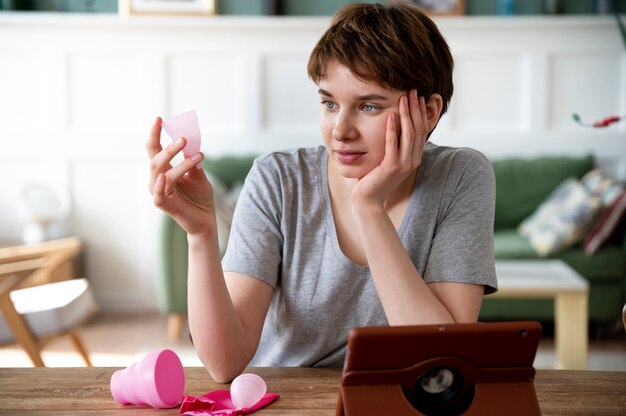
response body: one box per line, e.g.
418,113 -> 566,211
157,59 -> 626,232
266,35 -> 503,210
351,90 -> 430,208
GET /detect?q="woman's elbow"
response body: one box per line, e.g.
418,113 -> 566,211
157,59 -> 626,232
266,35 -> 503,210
197,352 -> 248,384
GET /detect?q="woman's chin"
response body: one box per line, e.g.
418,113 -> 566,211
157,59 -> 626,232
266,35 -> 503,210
333,164 -> 369,180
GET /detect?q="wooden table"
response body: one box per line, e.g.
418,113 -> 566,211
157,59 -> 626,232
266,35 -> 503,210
1,367 -> 625,415
493,260 -> 589,370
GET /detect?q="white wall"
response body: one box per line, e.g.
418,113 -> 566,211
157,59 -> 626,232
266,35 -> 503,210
0,13 -> 624,312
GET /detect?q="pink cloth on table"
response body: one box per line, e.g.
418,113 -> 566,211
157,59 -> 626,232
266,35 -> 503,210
179,390 -> 280,416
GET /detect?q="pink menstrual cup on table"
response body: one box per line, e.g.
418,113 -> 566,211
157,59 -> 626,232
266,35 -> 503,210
230,373 -> 267,410
110,348 -> 185,409
162,110 -> 202,158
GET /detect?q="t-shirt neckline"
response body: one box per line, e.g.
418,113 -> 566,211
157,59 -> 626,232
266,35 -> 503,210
317,146 -> 419,268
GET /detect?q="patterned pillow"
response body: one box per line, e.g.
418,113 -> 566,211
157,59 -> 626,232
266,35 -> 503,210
518,178 -> 602,257
580,169 -> 626,255
583,189 -> 626,255
205,172 -> 243,254
581,168 -> 624,205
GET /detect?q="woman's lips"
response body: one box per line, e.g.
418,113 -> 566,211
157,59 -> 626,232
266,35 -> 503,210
335,150 -> 365,164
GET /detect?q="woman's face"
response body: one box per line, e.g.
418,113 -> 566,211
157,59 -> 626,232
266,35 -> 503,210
318,60 -> 404,180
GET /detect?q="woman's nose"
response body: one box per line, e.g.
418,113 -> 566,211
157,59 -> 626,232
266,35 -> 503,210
332,111 -> 356,141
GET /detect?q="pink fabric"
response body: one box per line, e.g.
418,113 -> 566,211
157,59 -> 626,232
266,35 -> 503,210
179,390 -> 280,415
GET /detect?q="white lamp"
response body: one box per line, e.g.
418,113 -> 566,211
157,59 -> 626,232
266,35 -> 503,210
19,184 -> 68,244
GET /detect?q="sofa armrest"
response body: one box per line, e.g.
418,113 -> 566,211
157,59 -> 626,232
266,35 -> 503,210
157,155 -> 256,317
158,215 -> 189,315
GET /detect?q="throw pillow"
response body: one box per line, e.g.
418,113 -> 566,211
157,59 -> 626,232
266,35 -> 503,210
518,178 -> 602,257
205,172 -> 243,254
581,168 -> 624,206
580,169 -> 626,255
582,189 -> 626,255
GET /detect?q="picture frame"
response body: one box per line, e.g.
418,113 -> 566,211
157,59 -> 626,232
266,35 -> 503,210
118,0 -> 216,17
403,0 -> 466,16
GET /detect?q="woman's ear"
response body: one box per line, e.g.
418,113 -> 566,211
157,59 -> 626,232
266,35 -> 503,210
426,93 -> 444,133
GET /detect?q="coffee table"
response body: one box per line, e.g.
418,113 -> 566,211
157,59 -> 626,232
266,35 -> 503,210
492,260 -> 589,370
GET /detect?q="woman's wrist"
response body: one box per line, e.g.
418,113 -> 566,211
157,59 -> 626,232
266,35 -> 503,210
187,229 -> 217,250
351,198 -> 386,219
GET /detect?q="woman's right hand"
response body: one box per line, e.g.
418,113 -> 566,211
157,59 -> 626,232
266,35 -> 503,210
146,116 -> 215,236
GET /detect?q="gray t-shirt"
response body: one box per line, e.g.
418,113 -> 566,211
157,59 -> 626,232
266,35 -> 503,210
222,143 -> 497,367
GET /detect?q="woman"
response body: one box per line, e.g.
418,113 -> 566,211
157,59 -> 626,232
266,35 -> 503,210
147,2 -> 497,383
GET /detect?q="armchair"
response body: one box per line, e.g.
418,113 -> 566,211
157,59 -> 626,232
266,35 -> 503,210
0,237 -> 98,366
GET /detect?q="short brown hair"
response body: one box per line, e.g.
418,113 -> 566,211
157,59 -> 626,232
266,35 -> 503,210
307,2 -> 454,115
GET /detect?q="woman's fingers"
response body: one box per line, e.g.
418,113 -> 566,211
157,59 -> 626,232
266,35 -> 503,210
406,91 -> 428,165
398,95 -> 415,166
152,149 -> 203,207
416,96 -> 428,160
146,117 -> 164,159
418,95 -> 429,136
147,116 -> 169,194
162,152 -> 205,196
384,111 -> 398,163
148,137 -> 186,193
152,173 -> 168,209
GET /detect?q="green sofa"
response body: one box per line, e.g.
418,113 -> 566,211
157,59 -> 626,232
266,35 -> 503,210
482,155 -> 626,329
159,154 -> 626,338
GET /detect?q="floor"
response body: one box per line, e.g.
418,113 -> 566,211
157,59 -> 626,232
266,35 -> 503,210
0,313 -> 199,368
1,313 -> 625,370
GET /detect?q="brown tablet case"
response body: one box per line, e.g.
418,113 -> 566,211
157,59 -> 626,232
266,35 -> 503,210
337,321 -> 542,416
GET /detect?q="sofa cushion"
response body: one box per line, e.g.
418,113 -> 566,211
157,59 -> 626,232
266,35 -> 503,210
581,168 -> 625,206
559,245 -> 626,282
202,156 -> 256,188
495,229 -> 625,281
493,154 -> 594,229
200,156 -> 255,254
518,178 -> 601,256
205,171 -> 243,254
494,229 -> 538,259
582,170 -> 626,255
583,190 -> 626,255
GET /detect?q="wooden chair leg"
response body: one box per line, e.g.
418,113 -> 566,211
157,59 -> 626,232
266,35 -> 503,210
0,293 -> 45,367
167,313 -> 185,341
68,329 -> 92,367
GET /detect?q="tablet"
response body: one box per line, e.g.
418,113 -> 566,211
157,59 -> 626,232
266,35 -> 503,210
337,321 -> 542,416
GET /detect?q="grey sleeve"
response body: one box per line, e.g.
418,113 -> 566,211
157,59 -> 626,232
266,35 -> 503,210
424,150 -> 498,293
221,158 -> 283,288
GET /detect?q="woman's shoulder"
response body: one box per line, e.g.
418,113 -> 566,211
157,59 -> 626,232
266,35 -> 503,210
425,142 -> 493,175
426,142 -> 491,165
252,146 -> 325,177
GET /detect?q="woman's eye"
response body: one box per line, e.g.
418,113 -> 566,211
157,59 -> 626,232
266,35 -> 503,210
362,104 -> 379,112
321,100 -> 336,110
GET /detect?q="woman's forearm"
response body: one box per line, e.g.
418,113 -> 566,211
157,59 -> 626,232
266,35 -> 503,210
352,204 -> 455,325
186,232 -> 255,383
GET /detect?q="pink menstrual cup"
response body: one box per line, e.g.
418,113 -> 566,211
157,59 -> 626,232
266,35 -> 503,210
162,110 -> 202,158
110,349 -> 185,409
230,373 -> 267,410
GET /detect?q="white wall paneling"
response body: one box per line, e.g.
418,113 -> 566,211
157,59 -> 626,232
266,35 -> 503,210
167,53 -> 246,135
549,52 -> 623,131
261,54 -> 319,131
451,53 -> 530,133
0,14 -> 624,312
